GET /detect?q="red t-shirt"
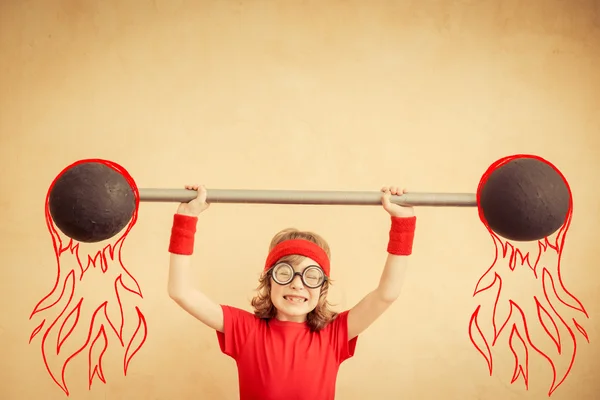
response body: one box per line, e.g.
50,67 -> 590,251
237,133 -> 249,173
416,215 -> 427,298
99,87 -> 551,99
216,305 -> 358,400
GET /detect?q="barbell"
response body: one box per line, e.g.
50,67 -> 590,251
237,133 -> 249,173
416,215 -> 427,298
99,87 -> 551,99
138,188 -> 476,206
46,154 -> 571,244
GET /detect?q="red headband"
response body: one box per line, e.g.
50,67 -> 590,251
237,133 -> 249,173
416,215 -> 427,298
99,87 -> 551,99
264,239 -> 330,276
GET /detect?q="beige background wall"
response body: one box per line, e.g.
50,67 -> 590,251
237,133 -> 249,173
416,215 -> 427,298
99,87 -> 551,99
1,0 -> 599,399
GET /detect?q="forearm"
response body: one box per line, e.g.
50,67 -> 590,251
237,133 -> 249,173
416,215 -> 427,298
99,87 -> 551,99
167,213 -> 198,298
374,215 -> 416,302
375,254 -> 409,302
168,253 -> 214,312
168,253 -> 195,297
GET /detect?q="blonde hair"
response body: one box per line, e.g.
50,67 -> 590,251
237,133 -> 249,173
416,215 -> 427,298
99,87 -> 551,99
250,228 -> 338,331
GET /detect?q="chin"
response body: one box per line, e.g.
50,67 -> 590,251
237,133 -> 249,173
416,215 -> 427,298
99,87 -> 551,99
274,295 -> 316,316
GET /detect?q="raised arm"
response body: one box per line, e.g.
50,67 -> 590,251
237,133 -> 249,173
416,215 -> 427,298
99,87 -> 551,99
347,186 -> 416,340
167,185 -> 224,332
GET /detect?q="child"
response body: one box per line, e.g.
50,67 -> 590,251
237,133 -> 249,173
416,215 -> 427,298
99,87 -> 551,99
167,184 -> 416,400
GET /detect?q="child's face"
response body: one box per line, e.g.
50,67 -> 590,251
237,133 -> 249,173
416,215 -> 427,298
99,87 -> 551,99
270,256 -> 324,322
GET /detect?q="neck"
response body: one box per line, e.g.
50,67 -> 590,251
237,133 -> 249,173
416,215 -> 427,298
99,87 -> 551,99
275,312 -> 307,323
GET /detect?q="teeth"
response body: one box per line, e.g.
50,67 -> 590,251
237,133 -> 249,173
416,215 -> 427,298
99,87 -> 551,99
285,296 -> 306,303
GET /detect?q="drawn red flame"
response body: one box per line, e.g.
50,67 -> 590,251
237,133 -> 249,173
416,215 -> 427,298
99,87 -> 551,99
29,159 -> 148,396
469,154 -> 589,397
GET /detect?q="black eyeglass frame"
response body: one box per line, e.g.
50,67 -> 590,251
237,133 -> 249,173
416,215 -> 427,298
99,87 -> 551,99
267,262 -> 328,289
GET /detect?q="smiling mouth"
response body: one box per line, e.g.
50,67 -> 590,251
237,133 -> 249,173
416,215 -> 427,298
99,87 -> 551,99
284,295 -> 307,303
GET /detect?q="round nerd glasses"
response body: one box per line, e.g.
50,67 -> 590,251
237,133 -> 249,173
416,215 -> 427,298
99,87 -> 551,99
268,262 -> 327,289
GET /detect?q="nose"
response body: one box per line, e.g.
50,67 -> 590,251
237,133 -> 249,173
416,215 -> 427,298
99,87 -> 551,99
290,273 -> 305,289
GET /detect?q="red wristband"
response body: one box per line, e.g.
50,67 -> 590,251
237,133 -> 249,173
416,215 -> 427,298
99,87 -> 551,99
169,214 -> 198,255
387,216 -> 416,256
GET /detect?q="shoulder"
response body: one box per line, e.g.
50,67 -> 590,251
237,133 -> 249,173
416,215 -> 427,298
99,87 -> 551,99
221,304 -> 261,322
320,310 -> 358,362
217,305 -> 263,339
216,305 -> 263,358
335,310 -> 350,322
332,310 -> 350,323
320,310 -> 351,332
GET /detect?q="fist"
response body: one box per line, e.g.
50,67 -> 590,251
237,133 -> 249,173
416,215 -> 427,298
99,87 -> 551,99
177,184 -> 210,216
381,186 -> 414,218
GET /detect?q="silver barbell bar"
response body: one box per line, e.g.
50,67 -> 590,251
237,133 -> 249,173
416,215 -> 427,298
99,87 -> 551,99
138,189 -> 477,207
